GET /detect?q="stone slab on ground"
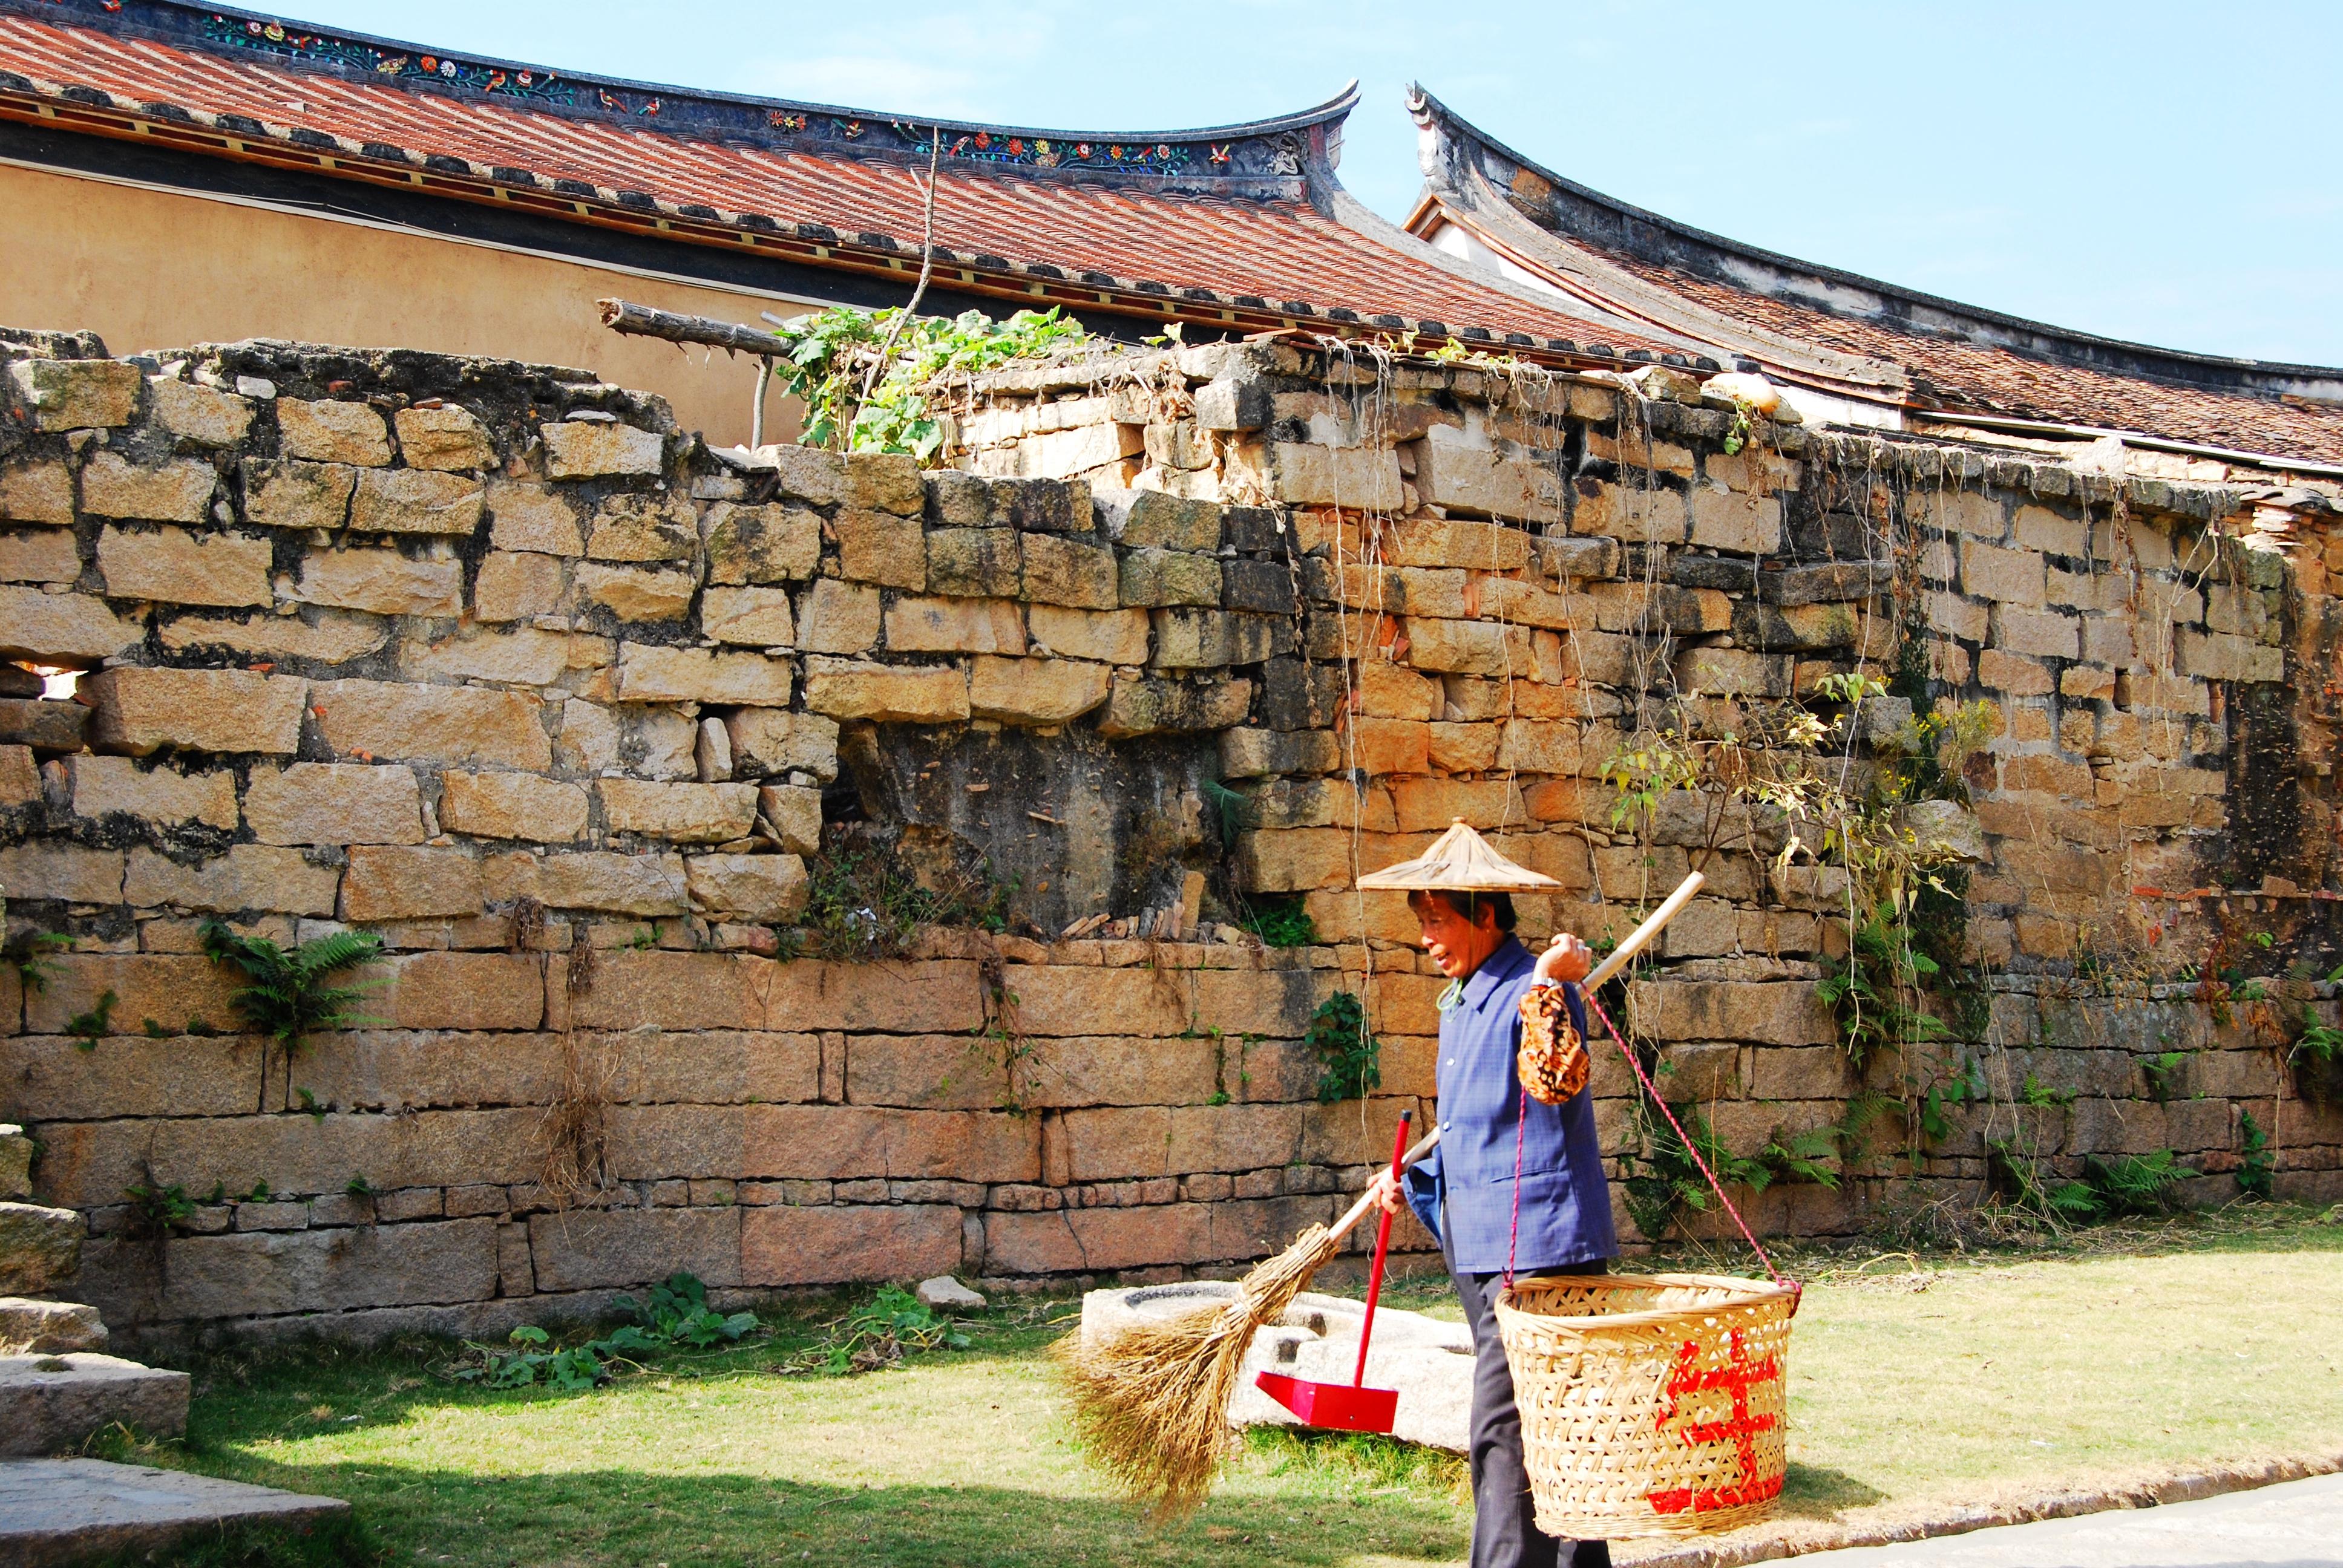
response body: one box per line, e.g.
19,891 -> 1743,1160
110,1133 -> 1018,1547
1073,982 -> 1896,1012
0,1301 -> 105,1355
1081,1282 -> 1473,1452
1617,1449 -> 2343,1567
0,1457 -> 349,1568
1773,1471 -> 2343,1567
0,1354 -> 188,1458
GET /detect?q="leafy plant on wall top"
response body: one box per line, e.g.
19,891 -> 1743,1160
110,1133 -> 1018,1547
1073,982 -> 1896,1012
763,305 -> 1089,462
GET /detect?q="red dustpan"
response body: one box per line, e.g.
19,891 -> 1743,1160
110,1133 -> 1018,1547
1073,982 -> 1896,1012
1255,1109 -> 1411,1434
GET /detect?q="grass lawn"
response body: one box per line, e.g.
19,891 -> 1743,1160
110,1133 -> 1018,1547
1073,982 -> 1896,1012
100,1203 -> 2343,1567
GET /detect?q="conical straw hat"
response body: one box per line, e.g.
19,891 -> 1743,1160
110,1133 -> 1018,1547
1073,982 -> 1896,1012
1355,818 -> 1563,893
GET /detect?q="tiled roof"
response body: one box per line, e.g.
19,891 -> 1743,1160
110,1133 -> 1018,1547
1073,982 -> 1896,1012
0,1 -> 1696,368
1407,88 -> 2343,468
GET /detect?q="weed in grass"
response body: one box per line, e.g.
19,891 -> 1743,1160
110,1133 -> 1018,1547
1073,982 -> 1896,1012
769,1284 -> 969,1375
452,1271 -> 759,1391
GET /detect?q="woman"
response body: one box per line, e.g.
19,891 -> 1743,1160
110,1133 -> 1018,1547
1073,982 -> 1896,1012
1367,881 -> 1613,1568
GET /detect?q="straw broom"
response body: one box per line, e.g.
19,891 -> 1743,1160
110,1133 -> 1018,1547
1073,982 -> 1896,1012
1056,872 -> 1708,1516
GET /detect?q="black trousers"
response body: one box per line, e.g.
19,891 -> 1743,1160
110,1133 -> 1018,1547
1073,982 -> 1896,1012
1449,1252 -> 1612,1568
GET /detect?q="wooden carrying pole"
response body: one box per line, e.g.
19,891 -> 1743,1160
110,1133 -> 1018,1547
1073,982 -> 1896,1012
1317,870 -> 1707,1248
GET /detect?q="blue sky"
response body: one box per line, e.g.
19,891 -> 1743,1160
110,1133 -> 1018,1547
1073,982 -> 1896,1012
288,1 -> 2343,364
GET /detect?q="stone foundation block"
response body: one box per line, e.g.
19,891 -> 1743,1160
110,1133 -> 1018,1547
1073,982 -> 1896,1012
0,1354 -> 188,1455
740,1204 -> 962,1287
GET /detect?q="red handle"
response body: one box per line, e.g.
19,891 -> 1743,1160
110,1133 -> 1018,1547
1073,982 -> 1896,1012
1352,1108 -> 1412,1388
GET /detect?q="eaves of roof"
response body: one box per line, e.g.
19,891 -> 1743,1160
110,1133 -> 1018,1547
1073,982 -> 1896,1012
1406,84 -> 2343,468
0,0 -> 1715,375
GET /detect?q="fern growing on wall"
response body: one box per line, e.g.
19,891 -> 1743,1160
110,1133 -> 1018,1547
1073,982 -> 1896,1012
200,922 -> 385,1050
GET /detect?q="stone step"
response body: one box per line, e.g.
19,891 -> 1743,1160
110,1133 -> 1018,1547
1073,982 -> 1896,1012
0,1457 -> 349,1567
0,1354 -> 187,1459
0,1301 -> 106,1356
0,1206 -> 82,1298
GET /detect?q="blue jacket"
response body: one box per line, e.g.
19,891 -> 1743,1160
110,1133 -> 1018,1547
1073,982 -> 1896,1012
1404,936 -> 1618,1274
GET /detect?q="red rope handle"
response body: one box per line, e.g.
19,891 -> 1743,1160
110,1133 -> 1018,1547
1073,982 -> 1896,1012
1580,985 -> 1795,1295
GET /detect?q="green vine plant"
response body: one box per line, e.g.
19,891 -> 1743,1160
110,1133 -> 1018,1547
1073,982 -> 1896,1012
763,304 -> 1089,462
1305,991 -> 1380,1103
454,1272 -> 761,1392
199,922 -> 385,1050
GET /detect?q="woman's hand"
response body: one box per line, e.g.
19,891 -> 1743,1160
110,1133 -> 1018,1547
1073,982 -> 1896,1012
1366,1168 -> 1404,1215
1536,932 -> 1593,985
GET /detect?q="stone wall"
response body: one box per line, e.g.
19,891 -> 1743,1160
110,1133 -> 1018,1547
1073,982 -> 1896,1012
1,326 -> 2337,1344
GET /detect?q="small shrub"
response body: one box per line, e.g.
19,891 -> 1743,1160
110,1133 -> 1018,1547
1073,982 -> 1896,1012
65,988 -> 116,1047
1239,895 -> 1317,949
2141,1050 -> 2190,1103
454,1270 -> 759,1392
1305,991 -> 1380,1103
2240,1110 -> 2274,1200
122,1180 -> 198,1238
770,1284 -> 969,1376
1623,1100 -> 1768,1241
7,931 -> 71,992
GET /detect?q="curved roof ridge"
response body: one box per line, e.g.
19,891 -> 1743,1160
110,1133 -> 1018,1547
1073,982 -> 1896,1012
31,0 -> 1358,186
1408,83 -> 2343,391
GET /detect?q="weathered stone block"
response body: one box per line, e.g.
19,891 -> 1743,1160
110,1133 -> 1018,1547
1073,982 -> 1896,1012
739,1204 -> 963,1287
1119,548 -> 1222,608
2175,628 -> 2282,683
484,480 -> 583,554
0,460 -> 74,525
154,1217 -> 500,1318
7,358 -> 140,430
601,780 -> 760,842
1570,481 -> 1686,543
615,644 -> 793,706
793,579 -> 880,655
1220,726 -> 1340,777
927,528 -> 1023,598
1151,608 -> 1280,668
95,525 -> 269,609
967,656 -> 1112,724
312,679 -> 549,768
25,953 -> 243,1035
1688,488 -> 1783,554
342,846 -> 483,920
0,698 -> 88,751
1628,979 -> 1835,1046
1961,538 -> 2046,606
146,379 -> 253,450
1096,675 -> 1250,737
1228,441 -> 1403,510
85,667 -> 306,756
585,492 -> 696,563
696,501 -> 816,586
727,710 -> 840,782
437,771 -> 588,841
1997,607 -> 2081,660
484,849 -> 688,915
1403,618 -> 1533,678
701,586 -> 797,647
542,420 -> 663,479
393,404 -> 495,470
1095,489 -> 1222,552
886,596 -> 1025,655
836,508 -> 926,590
294,547 -> 464,616
0,1203 -> 82,1295
0,1297 -> 106,1353
67,755 -> 238,830
755,783 -> 822,854
350,468 -> 484,535
686,852 -> 810,920
79,453 -> 217,523
802,657 -> 971,724
277,398 -> 391,465
238,458 -> 355,531
244,762 -> 423,846
1414,439 -> 1565,522
844,451 -> 924,515
573,562 -> 695,621
1677,647 -> 1791,697
1027,604 -> 1148,664
400,626 -> 584,687
0,840 -> 120,905
125,844 -> 339,915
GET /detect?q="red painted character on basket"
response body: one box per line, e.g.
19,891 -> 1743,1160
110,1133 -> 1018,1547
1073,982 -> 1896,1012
1366,888 -> 1617,1568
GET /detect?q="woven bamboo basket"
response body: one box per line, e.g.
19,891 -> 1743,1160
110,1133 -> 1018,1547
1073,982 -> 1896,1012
1493,1271 -> 1797,1541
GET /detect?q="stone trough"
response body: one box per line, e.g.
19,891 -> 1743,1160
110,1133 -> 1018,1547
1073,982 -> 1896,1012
1079,1281 -> 1473,1452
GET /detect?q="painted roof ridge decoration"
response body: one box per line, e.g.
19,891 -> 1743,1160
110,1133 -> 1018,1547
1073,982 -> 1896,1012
1406,84 -> 2343,466
0,2 -> 1705,365
16,0 -> 1356,194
